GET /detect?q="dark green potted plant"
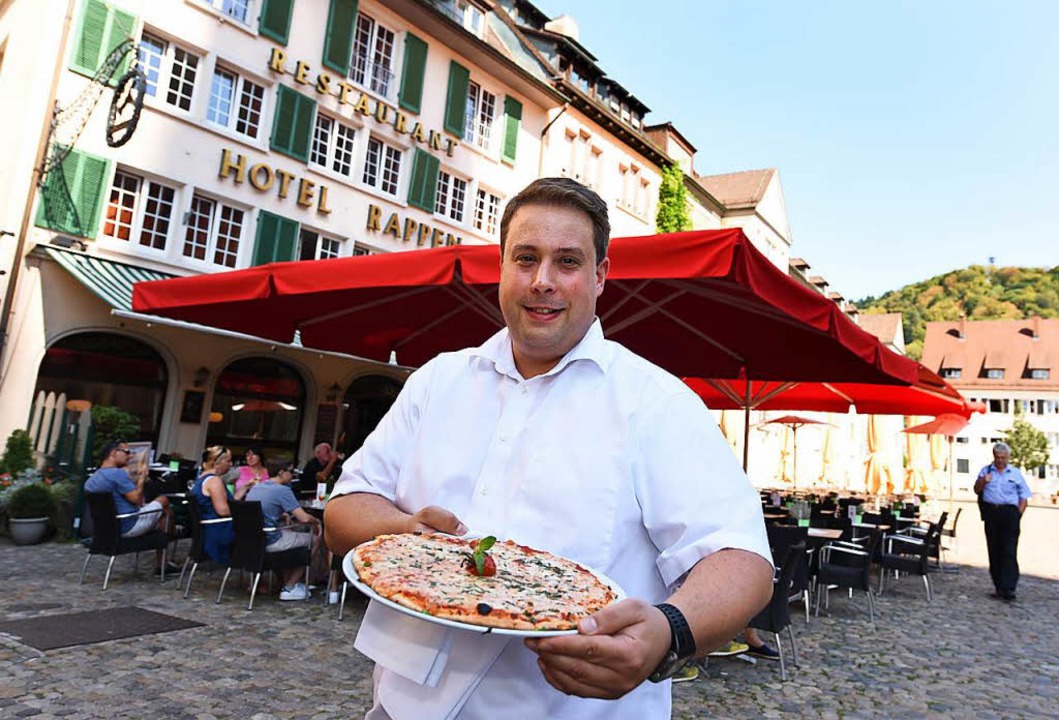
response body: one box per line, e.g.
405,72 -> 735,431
8,482 -> 56,545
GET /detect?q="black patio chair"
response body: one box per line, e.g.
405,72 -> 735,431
79,492 -> 169,590
217,500 -> 311,610
765,525 -> 813,624
878,522 -> 941,601
814,530 -> 880,628
940,506 -> 962,560
179,497 -> 232,599
748,541 -> 806,681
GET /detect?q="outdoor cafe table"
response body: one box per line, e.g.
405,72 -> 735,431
806,528 -> 843,540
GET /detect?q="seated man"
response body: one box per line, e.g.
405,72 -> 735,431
299,442 -> 343,496
84,439 -> 175,574
247,457 -> 322,601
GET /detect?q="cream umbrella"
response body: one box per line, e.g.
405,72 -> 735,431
864,414 -> 885,495
903,419 -> 930,495
819,422 -> 836,488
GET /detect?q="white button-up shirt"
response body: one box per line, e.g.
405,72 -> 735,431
334,320 -> 770,720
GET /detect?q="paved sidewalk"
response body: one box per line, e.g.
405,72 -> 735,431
1,537 -> 1056,719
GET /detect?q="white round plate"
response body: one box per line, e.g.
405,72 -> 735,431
342,547 -> 625,638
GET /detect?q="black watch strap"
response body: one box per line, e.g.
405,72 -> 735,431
654,603 -> 696,659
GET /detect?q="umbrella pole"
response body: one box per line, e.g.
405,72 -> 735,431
742,383 -> 751,472
792,425 -> 798,490
948,436 -> 954,515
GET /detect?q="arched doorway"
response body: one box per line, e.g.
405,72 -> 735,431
207,357 -> 306,462
339,375 -> 404,457
36,331 -> 168,445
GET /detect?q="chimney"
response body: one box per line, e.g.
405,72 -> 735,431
1032,315 -> 1041,339
958,313 -> 966,340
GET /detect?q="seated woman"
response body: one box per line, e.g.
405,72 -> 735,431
234,445 -> 268,493
190,446 -> 257,565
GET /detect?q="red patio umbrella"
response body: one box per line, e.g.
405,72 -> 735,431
757,415 -> 833,489
133,229 -> 919,386
903,413 -> 972,512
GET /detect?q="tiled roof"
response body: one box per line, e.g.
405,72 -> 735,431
858,313 -> 903,346
921,318 -> 1059,389
695,168 -> 775,209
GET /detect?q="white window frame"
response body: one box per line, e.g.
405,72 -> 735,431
99,168 -> 178,254
206,65 -> 265,139
349,12 -> 397,100
463,80 -> 497,152
362,136 -> 402,197
193,0 -> 256,27
351,242 -> 374,257
473,187 -> 501,236
435,170 -> 469,223
310,113 -> 358,179
138,30 -> 200,113
182,192 -> 247,269
298,227 -> 344,261
456,1 -> 484,36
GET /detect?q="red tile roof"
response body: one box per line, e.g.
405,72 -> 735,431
921,318 -> 1059,389
695,169 -> 775,209
858,313 -> 903,347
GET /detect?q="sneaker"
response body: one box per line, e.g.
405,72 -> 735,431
746,642 -> 780,660
279,583 -> 309,601
671,663 -> 699,683
328,590 -> 341,605
708,640 -> 750,657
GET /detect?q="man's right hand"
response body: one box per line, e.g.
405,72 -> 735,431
408,505 -> 468,536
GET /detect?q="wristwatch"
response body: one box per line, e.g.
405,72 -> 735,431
648,603 -> 697,683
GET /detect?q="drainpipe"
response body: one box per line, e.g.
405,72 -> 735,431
0,0 -> 78,376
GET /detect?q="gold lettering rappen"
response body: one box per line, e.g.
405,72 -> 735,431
366,204 -> 382,231
218,149 -> 246,183
248,164 -> 275,191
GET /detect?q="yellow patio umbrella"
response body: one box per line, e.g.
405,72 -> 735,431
779,424 -> 793,485
929,432 -> 947,498
718,409 -> 739,454
819,423 -> 835,487
903,419 -> 929,494
864,414 -> 886,494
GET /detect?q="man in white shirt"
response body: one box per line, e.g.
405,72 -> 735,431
325,178 -> 773,719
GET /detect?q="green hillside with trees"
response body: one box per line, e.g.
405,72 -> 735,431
855,265 -> 1059,360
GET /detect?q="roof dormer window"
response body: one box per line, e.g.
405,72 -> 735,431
940,368 -> 962,379
985,368 -> 1004,380
1030,368 -> 1050,380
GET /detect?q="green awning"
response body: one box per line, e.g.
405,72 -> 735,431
44,246 -> 176,311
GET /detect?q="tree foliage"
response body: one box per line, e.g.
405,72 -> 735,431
655,163 -> 692,233
0,429 -> 35,475
855,265 -> 1059,359
1003,418 -> 1050,471
90,405 -> 140,465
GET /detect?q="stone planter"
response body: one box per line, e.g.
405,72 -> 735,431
9,517 -> 49,545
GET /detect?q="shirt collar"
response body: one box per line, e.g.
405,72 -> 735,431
472,318 -> 612,380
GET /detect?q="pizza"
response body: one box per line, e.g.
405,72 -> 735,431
352,533 -> 619,631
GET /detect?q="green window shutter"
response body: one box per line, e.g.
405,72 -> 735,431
322,0 -> 359,75
443,60 -> 470,137
406,149 -> 440,212
270,85 -> 316,161
70,0 -> 109,76
254,211 -> 299,265
34,147 -> 110,239
70,0 -> 137,80
259,0 -> 295,45
397,33 -> 428,114
501,96 -> 522,165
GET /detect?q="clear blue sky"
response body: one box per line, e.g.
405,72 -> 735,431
536,0 -> 1058,299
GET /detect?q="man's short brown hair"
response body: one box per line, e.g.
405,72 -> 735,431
499,178 -> 610,264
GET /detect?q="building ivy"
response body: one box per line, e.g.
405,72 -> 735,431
655,163 -> 691,233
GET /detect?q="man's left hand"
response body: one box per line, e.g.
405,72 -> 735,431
524,598 -> 671,699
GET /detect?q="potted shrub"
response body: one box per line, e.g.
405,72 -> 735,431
8,482 -> 56,545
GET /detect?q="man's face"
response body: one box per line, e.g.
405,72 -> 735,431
993,450 -> 1010,468
316,445 -> 332,462
112,445 -> 130,468
498,204 -> 608,379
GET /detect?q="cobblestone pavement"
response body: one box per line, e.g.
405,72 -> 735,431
1,516 -> 1056,719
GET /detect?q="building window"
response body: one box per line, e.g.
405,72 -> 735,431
473,188 -> 500,235
463,81 -> 496,150
955,436 -> 969,444
635,178 -> 651,217
351,243 -> 372,257
456,1 -> 484,35
207,67 -> 264,139
197,0 -> 252,25
956,458 -> 969,474
350,13 -> 396,99
298,229 -> 342,260
208,356 -> 306,460
183,194 -> 244,268
310,114 -> 356,177
362,137 -> 402,196
987,399 -> 1009,414
1030,368 -> 1050,380
940,367 -> 962,379
435,171 -> 468,222
101,170 -> 176,251
138,32 -> 199,112
985,368 -> 1004,379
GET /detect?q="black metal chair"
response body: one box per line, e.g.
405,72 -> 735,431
217,500 -> 311,610
79,492 -> 169,590
766,524 -> 812,622
878,522 -> 941,601
814,530 -> 880,628
940,506 -> 962,561
748,541 -> 806,681
179,497 -> 232,599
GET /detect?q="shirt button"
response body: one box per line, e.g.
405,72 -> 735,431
499,433 -> 508,442
520,385 -> 528,395
480,486 -> 488,495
